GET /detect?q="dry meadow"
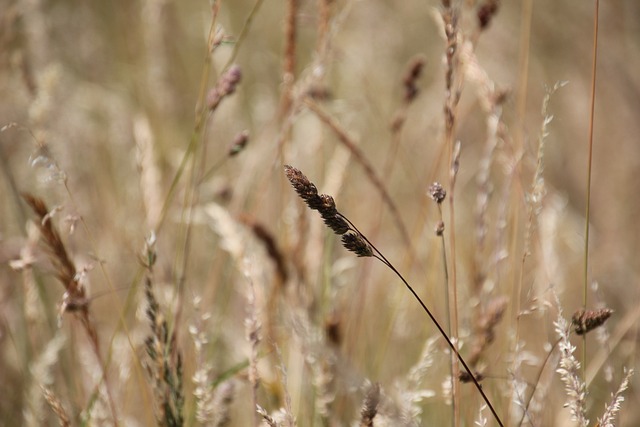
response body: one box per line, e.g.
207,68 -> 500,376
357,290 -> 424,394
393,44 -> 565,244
1,0 -> 639,426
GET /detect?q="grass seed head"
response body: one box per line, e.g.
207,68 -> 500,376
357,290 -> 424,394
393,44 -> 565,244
429,182 -> 447,204
572,308 -> 613,336
341,232 -> 373,257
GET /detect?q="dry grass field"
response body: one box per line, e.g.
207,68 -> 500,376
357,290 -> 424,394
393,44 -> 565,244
1,0 -> 640,426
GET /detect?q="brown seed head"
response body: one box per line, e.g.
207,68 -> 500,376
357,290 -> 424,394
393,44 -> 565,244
228,130 -> 249,157
284,165 -> 324,210
341,232 -> 373,257
459,370 -> 485,384
319,194 -> 338,216
572,308 -> 613,335
360,382 -> 381,427
428,182 -> 447,204
435,221 -> 445,236
403,55 -> 426,103
478,0 -> 500,30
324,214 -> 350,235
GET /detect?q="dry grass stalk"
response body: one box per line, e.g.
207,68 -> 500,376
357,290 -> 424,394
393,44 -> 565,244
244,264 -> 262,427
20,192 -> 118,424
359,382 -> 381,427
280,0 -> 298,117
134,114 -> 163,230
314,0 -> 334,70
141,0 -> 175,117
239,214 -> 288,284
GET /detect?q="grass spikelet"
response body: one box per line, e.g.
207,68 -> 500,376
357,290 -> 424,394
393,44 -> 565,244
134,114 -> 163,230
207,65 -> 242,112
341,232 -> 373,258
41,386 -> 70,427
243,262 -> 262,426
21,194 -> 78,294
256,405 -> 280,427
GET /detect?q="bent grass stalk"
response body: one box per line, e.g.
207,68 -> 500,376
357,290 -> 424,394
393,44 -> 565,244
284,165 -> 504,427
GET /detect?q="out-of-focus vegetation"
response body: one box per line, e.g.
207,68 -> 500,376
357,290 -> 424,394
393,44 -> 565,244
1,0 -> 639,425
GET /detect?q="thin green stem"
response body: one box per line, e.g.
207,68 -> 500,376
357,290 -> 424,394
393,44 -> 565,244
437,205 -> 455,425
583,0 -> 599,375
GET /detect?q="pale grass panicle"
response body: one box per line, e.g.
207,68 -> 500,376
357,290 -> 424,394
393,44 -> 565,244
554,296 -> 588,427
597,368 -> 634,427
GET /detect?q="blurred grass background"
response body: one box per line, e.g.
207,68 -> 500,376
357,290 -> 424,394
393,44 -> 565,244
1,0 -> 639,425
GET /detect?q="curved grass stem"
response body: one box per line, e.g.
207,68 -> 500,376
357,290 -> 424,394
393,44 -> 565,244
339,215 -> 504,427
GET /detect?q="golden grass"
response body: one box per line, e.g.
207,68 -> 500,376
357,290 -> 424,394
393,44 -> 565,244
1,1 -> 638,426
